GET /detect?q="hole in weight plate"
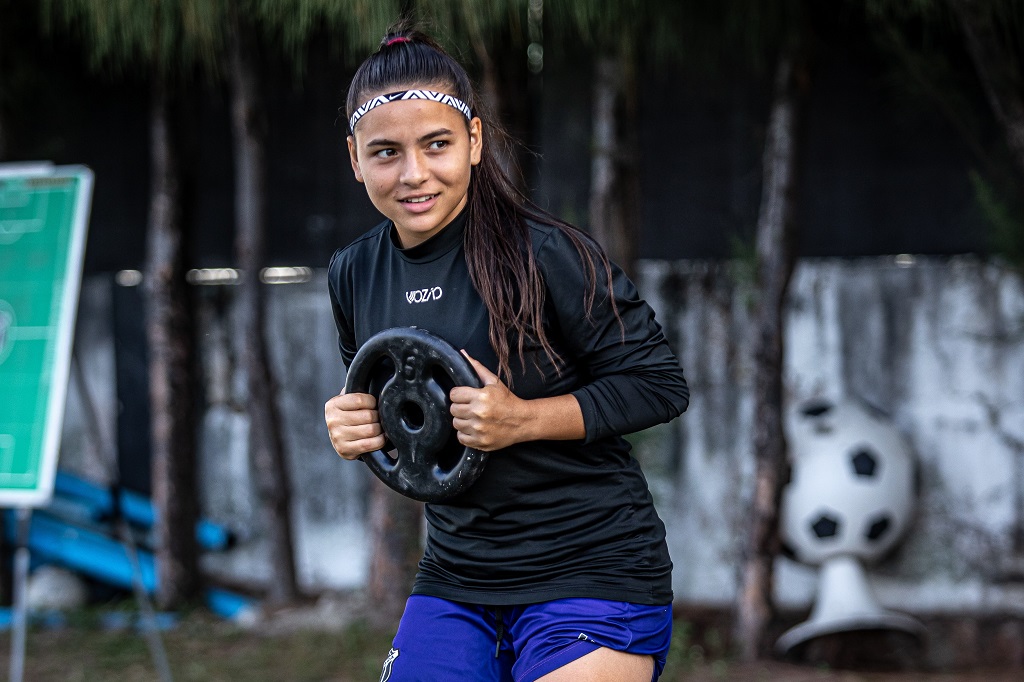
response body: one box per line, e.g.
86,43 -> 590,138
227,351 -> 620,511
401,402 -> 425,431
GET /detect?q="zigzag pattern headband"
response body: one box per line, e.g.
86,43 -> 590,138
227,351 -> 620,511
349,89 -> 472,133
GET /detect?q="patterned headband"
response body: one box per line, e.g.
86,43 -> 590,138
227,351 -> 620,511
349,89 -> 472,133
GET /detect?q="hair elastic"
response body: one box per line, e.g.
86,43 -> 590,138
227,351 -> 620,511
349,89 -> 472,133
385,36 -> 411,46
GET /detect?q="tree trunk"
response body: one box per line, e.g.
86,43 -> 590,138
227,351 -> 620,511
459,5 -> 529,191
948,0 -> 1024,178
734,51 -> 804,662
0,1 -> 9,161
366,480 -> 423,629
589,48 -> 639,278
145,76 -> 200,609
226,0 -> 298,604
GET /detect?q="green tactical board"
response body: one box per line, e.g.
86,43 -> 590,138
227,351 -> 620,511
0,164 -> 93,507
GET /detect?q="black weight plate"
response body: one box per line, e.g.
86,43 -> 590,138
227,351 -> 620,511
343,327 -> 488,502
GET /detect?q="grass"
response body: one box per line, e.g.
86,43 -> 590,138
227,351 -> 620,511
1,607 -> 1017,682
1,605 -> 732,681
0,610 -> 389,682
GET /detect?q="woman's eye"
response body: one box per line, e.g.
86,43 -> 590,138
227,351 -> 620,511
373,148 -> 397,159
428,140 -> 449,151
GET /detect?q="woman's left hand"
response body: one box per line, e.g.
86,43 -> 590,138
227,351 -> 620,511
449,351 -> 528,451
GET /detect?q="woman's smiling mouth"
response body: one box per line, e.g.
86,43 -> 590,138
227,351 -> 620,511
402,194 -> 439,204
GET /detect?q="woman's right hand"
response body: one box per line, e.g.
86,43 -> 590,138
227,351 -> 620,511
324,391 -> 386,460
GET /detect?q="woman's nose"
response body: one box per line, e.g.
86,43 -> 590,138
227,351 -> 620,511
400,152 -> 429,185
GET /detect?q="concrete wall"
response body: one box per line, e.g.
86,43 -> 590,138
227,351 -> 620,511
59,257 -> 1024,616
639,256 -> 1024,616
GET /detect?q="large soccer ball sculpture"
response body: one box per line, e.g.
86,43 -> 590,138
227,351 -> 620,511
775,397 -> 924,653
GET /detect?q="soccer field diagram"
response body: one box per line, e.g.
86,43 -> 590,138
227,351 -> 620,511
0,165 -> 93,507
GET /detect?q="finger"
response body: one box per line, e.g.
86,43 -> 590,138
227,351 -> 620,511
329,407 -> 380,428
461,350 -> 499,386
334,434 -> 387,460
456,429 -> 498,452
326,393 -> 378,422
325,397 -> 378,422
449,386 -> 477,405
331,391 -> 378,410
331,421 -> 383,441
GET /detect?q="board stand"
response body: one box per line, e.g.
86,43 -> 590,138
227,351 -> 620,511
72,349 -> 174,682
8,508 -> 30,682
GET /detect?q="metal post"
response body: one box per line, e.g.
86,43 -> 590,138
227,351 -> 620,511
8,507 -> 30,682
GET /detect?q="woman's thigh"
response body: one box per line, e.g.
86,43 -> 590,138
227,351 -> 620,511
535,647 -> 654,682
508,599 -> 672,682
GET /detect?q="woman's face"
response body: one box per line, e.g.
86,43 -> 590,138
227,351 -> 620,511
347,88 -> 482,248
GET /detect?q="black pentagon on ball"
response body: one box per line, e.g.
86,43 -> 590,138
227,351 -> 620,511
851,447 -> 879,478
801,400 -> 833,418
865,514 -> 892,541
810,513 -> 841,539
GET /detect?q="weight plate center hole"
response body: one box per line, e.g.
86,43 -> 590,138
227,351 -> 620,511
401,401 -> 425,431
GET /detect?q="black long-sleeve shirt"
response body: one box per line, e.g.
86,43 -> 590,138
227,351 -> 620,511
328,208 -> 689,606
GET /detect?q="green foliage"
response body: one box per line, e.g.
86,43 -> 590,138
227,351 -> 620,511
253,0 -> 533,72
39,0 -> 225,79
5,608 -> 394,681
37,0 -> 452,79
252,0 -> 402,67
970,170 -> 1024,270
864,0 -> 1024,67
727,231 -> 758,312
661,619 -> 732,679
547,0 -> 802,74
861,0 -> 1024,271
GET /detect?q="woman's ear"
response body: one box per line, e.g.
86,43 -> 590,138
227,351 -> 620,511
347,136 -> 364,183
468,117 -> 483,167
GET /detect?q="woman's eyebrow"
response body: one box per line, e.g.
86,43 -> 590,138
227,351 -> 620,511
366,128 -> 454,148
418,128 -> 454,142
365,137 -> 400,148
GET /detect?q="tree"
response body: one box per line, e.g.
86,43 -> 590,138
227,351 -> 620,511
944,0 -> 1024,268
145,72 -> 202,608
41,0 -> 400,607
547,0 -> 649,277
0,0 -> 15,159
733,46 -> 808,662
548,0 -> 812,658
721,1 -> 815,660
547,1 -> 794,277
225,0 -> 300,603
946,0 -> 1024,178
863,0 -> 1024,266
138,0 -> 307,606
40,0 -> 225,608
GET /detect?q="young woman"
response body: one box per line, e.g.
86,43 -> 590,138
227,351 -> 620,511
324,26 -> 689,682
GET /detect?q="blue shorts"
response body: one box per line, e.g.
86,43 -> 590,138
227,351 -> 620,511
378,595 -> 673,682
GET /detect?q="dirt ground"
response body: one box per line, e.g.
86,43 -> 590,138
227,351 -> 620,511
672,663 -> 1024,681
0,604 -> 1020,681
1,629 -> 1019,682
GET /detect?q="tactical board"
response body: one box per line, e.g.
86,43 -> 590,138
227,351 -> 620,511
0,163 -> 93,506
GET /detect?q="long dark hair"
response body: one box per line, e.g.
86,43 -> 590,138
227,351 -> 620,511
346,26 -> 618,382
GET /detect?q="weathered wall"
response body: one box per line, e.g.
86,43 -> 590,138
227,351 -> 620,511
638,256 -> 1024,615
59,257 -> 1024,616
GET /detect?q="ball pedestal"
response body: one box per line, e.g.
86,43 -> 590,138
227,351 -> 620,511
775,554 -> 925,654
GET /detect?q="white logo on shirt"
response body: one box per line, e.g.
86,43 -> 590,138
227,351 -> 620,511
406,286 -> 443,304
